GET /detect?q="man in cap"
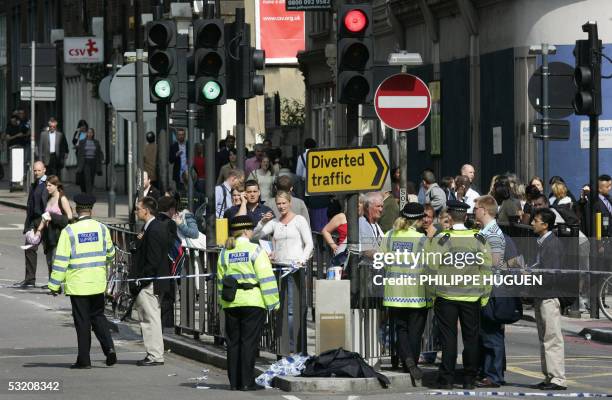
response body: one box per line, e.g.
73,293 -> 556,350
430,200 -> 492,389
48,193 -> 117,369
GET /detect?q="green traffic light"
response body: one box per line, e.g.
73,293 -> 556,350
201,81 -> 222,101
153,79 -> 173,99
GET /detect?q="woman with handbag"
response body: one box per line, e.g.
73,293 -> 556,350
76,128 -> 104,194
217,215 -> 280,391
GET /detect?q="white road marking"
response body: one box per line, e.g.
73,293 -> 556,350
348,396 -> 360,400
22,299 -> 52,310
283,396 -> 302,400
0,293 -> 16,299
0,351 -> 146,359
0,223 -> 24,230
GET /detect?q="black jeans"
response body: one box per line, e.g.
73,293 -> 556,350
435,297 -> 481,385
70,294 -> 115,366
225,307 -> 266,389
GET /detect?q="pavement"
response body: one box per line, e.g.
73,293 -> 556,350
1,183 -> 612,397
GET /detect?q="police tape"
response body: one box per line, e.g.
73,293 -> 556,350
107,265 -> 301,284
522,268 -> 612,275
416,390 -> 612,397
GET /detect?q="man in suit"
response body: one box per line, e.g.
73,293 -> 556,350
142,171 -> 161,200
38,117 -> 68,177
594,174 -> 612,236
530,208 -> 566,390
15,161 -> 48,288
130,196 -> 169,366
169,128 -> 188,191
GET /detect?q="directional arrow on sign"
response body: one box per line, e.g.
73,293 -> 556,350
306,147 -> 389,195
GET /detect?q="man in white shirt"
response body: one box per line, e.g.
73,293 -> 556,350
461,163 -> 481,197
215,169 -> 243,218
358,192 -> 384,257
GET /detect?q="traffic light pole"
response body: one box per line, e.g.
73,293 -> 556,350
203,105 -> 217,246
136,48 -> 145,201
346,103 -> 360,307
236,100 -> 246,171
187,104 -> 196,211
589,114 -> 599,319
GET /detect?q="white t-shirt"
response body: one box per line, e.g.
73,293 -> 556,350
254,215 -> 313,264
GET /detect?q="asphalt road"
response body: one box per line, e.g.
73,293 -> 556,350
0,204 -> 611,400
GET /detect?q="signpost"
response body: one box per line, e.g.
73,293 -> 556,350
109,62 -> 157,122
374,73 -> 432,132
20,86 -> 56,101
306,147 -> 389,195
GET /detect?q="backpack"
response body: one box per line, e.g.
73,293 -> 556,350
301,348 -> 390,388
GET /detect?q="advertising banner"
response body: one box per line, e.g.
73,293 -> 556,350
256,0 -> 305,64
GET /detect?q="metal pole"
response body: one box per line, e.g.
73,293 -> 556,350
187,105 -> 195,211
136,49 -> 145,199
346,103 -> 360,308
589,114 -> 599,319
30,41 -> 35,187
541,43 -> 550,194
108,58 -> 119,218
236,100 -> 246,171
398,131 -> 408,209
127,122 -> 134,223
203,105 -> 217,246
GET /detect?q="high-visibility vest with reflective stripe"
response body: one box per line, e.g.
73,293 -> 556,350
429,229 -> 492,306
217,238 -> 280,310
48,218 -> 115,295
382,227 -> 432,308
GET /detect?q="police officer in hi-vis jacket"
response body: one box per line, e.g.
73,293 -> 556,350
217,215 -> 280,391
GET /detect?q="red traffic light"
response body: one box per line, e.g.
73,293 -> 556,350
344,9 -> 367,33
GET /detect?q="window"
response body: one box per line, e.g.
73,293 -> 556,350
310,85 -> 335,147
309,11 -> 331,37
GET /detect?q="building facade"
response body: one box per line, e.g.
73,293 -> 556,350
298,0 -> 612,194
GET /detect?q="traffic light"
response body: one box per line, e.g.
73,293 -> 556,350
146,20 -> 179,103
193,19 -> 226,105
336,5 -> 373,104
573,38 -> 602,115
236,45 -> 265,99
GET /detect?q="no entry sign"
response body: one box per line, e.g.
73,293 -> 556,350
374,73 -> 432,131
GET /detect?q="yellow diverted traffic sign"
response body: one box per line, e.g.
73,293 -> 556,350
306,147 -> 389,194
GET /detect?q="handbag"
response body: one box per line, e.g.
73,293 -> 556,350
221,275 -> 238,302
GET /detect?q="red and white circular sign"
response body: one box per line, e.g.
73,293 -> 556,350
374,73 -> 432,132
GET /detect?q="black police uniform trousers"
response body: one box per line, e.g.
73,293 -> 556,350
70,293 -> 114,366
224,306 -> 267,389
389,307 -> 428,366
435,297 -> 480,385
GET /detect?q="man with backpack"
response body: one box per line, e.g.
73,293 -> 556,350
473,195 -> 507,388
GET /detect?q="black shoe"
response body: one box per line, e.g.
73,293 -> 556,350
230,386 -> 238,391
105,349 -> 117,366
136,357 -> 164,366
533,381 -> 548,389
538,382 -> 567,391
475,378 -> 500,388
463,382 -> 475,390
70,363 -> 92,369
14,280 -> 35,288
40,284 -> 48,289
403,359 -> 424,381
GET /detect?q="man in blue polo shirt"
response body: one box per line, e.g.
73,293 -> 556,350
224,180 -> 273,225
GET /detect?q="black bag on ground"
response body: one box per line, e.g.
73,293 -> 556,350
301,348 -> 390,388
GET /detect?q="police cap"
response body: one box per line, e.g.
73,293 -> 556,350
74,193 -> 96,210
400,202 -> 425,220
229,215 -> 255,232
446,200 -> 469,212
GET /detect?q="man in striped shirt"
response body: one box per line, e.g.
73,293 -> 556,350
473,195 -> 506,388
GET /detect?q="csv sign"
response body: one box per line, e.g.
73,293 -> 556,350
64,37 -> 104,63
